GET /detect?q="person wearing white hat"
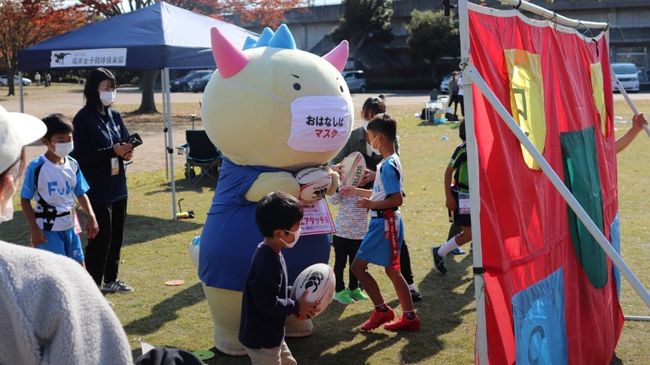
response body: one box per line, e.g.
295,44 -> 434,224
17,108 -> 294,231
0,105 -> 132,365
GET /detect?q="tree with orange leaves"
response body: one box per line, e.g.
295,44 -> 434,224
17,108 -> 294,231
0,0 -> 87,96
78,0 -> 302,113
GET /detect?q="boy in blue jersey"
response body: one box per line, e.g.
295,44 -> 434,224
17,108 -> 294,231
21,114 -> 98,265
341,113 -> 420,332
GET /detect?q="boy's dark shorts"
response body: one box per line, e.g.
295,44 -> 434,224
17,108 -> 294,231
451,189 -> 471,227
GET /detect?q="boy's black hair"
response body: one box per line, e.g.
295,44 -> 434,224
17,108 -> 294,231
84,68 -> 116,111
256,192 -> 304,238
361,97 -> 386,120
459,120 -> 466,141
367,113 -> 397,143
42,114 -> 73,140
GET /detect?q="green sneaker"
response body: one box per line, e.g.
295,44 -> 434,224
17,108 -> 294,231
350,288 -> 370,301
333,289 -> 355,305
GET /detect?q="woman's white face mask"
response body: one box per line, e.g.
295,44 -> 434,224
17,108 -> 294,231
99,90 -> 116,106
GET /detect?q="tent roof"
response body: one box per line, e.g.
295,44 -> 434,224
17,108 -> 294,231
19,2 -> 257,71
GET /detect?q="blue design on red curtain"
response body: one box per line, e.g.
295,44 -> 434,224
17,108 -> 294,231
610,213 -> 621,297
512,269 -> 568,365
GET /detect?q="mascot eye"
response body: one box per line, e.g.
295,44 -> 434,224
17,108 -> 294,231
293,83 -> 301,91
339,85 -> 344,93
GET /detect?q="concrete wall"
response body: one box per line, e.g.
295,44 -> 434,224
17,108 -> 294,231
236,0 -> 650,82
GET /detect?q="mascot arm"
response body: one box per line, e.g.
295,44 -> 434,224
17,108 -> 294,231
323,166 -> 339,196
245,172 -> 301,202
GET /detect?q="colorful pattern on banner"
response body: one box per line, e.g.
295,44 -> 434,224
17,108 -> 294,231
468,4 -> 623,365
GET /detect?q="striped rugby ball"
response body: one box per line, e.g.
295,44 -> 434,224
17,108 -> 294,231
339,151 -> 366,187
296,167 -> 332,201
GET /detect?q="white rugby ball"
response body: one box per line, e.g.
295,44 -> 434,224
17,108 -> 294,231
296,167 -> 332,201
339,151 -> 366,187
293,263 -> 336,317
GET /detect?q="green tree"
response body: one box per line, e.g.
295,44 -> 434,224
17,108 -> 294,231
406,10 -> 459,77
331,0 -> 393,69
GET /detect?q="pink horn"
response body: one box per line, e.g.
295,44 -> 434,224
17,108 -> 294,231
322,40 -> 349,73
211,27 -> 249,78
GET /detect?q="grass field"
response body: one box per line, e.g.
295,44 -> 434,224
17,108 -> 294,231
3,103 -> 649,364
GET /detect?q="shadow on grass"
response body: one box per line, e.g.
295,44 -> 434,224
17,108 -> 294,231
3,207 -> 203,248
204,253 -> 475,365
123,282 -> 205,336
122,214 -> 203,247
143,176 -> 217,196
400,253 -> 475,363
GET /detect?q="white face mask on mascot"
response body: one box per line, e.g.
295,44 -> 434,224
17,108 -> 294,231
201,24 -> 354,170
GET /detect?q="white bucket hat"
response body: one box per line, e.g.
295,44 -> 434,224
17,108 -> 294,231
0,105 -> 46,173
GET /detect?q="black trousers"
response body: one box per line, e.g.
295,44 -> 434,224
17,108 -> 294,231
448,223 -> 463,240
400,241 -> 414,285
332,236 -> 361,292
86,198 -> 127,286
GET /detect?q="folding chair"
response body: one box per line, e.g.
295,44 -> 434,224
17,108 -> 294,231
180,130 -> 221,185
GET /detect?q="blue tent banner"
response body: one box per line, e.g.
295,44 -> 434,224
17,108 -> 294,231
51,49 -> 127,68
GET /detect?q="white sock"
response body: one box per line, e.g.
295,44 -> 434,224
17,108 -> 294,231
438,237 -> 459,257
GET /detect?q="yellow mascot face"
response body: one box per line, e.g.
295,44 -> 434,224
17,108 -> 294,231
202,25 -> 353,170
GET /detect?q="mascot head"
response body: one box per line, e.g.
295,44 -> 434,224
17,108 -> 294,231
201,24 -> 353,169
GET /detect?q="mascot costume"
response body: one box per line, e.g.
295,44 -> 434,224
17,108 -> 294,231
197,24 -> 352,355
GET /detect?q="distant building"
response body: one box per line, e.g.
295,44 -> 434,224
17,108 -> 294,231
236,0 -> 446,72
234,0 -> 650,81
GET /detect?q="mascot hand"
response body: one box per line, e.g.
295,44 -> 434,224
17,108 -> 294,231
323,166 -> 339,196
245,172 -> 301,202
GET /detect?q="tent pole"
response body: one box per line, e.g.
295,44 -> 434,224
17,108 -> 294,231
19,71 -> 24,113
162,73 -> 170,180
162,68 -> 177,220
613,72 -> 650,137
459,1 -> 488,364
465,64 -> 650,309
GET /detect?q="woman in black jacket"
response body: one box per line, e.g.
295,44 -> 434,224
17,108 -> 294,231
71,68 -> 134,293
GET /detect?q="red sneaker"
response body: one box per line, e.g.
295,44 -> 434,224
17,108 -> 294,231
360,307 -> 395,332
384,313 -> 420,331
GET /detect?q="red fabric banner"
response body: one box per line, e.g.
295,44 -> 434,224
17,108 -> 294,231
468,4 -> 623,364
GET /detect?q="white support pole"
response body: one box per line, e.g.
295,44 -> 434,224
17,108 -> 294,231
459,1 -> 488,364
18,72 -> 24,113
162,68 -> 177,220
613,73 -> 650,137
465,64 -> 650,309
499,0 -> 608,30
624,315 -> 650,322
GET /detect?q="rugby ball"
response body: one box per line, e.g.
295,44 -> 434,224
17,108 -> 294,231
296,167 -> 332,202
339,151 -> 366,187
292,263 -> 336,318
188,235 -> 201,267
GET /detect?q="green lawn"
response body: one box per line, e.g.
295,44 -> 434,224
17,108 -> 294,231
3,104 -> 649,364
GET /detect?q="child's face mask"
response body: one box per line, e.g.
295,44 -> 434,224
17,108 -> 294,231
280,228 -> 302,248
369,136 -> 381,155
54,142 -> 74,158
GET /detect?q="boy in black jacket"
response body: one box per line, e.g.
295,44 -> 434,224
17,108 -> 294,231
240,192 -> 319,365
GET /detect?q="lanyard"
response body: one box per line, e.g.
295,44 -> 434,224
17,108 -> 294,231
99,110 -> 116,145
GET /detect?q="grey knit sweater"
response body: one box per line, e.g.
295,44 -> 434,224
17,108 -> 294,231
0,241 -> 132,365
